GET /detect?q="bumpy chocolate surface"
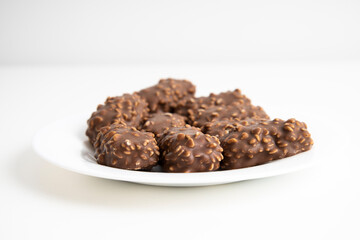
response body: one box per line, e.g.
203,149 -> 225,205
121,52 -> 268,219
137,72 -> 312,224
86,93 -> 148,145
173,97 -> 199,120
221,118 -> 314,170
207,89 -> 252,106
158,125 -> 224,172
193,102 -> 269,129
204,118 -> 263,139
174,89 -> 252,121
141,112 -> 186,139
137,78 -> 196,113
94,124 -> 159,170
93,122 -> 128,150
86,79 -> 314,173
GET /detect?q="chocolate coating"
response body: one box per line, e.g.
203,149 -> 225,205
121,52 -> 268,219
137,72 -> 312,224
175,89 -> 252,121
207,89 -> 252,107
221,118 -> 314,170
86,93 -> 148,145
173,97 -> 198,120
137,78 -> 196,113
158,125 -> 224,172
203,118 -> 263,139
93,122 -> 129,150
141,112 -> 186,139
95,124 -> 160,170
86,79 -> 314,173
193,102 -> 269,129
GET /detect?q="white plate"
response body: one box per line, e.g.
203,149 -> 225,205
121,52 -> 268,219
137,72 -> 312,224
33,113 -> 315,187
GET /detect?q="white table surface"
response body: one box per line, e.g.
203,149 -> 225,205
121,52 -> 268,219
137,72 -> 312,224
1,62 -> 359,240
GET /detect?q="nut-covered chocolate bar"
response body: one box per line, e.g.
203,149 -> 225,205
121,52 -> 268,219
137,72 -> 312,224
86,93 -> 148,145
141,112 -> 186,139
207,89 -> 252,106
221,118 -> 314,170
175,89 -> 252,121
158,125 -> 224,172
95,124 -> 159,170
203,118 -> 263,139
193,102 -> 269,129
137,78 -> 196,113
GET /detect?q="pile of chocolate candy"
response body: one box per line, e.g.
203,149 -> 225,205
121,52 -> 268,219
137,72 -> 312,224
86,79 -> 313,173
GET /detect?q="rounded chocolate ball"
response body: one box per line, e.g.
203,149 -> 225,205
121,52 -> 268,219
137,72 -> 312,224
86,93 -> 148,146
158,125 -> 224,173
95,125 -> 160,170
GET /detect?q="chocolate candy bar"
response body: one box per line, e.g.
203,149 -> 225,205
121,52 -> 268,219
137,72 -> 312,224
137,78 -> 196,113
86,93 -> 148,145
193,102 -> 269,129
95,124 -> 159,170
203,118 -> 263,139
221,118 -> 314,170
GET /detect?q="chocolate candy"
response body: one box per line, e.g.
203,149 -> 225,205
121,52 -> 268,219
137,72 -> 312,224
174,89 -> 252,121
95,124 -> 160,170
158,125 -> 224,172
86,93 -> 148,145
173,96 -> 207,121
207,89 -> 252,106
193,102 -> 269,129
86,78 -> 314,173
220,118 -> 314,170
173,97 -> 197,120
141,112 -> 186,139
203,118 -> 263,139
137,78 -> 196,113
93,121 -> 128,148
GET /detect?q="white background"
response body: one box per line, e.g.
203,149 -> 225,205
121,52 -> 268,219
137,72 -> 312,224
1,0 -> 360,64
1,1 -> 360,240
